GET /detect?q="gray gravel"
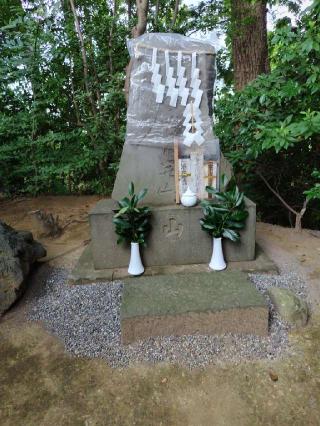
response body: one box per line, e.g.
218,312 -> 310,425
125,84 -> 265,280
27,266 -> 308,369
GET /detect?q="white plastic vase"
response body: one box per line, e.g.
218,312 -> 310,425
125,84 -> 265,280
128,242 -> 144,276
181,186 -> 197,207
209,237 -> 227,271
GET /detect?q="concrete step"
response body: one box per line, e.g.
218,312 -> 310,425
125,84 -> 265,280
121,271 -> 268,344
69,243 -> 278,284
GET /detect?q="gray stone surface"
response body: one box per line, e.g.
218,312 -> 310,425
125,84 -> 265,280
69,243 -> 278,285
267,287 -> 309,327
0,221 -> 46,315
121,272 -> 268,343
89,197 -> 256,270
112,146 -> 233,206
112,144 -> 176,206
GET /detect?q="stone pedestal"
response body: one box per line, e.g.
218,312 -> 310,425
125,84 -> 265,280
89,197 -> 256,270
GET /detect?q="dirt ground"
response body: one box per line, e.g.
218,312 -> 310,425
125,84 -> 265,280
0,195 -> 101,268
0,196 -> 320,426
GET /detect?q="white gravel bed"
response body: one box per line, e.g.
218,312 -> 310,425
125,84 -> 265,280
26,266 -> 307,369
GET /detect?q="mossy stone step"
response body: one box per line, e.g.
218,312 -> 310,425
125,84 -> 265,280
121,271 -> 268,344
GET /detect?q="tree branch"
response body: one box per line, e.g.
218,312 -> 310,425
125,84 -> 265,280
256,171 -> 297,215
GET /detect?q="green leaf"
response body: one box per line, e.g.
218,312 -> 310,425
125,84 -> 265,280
223,229 -> 240,242
205,186 -> 217,195
114,206 -> 128,217
128,182 -> 134,196
137,188 -> 148,201
118,197 -> 130,208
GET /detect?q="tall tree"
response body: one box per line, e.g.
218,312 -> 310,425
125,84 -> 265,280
125,0 -> 149,103
231,0 -> 270,91
68,0 -> 97,115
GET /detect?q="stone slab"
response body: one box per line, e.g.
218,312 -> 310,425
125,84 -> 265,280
69,243 -> 278,285
121,272 -> 268,343
89,197 -> 256,270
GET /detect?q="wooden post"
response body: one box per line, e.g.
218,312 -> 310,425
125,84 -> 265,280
174,137 -> 180,204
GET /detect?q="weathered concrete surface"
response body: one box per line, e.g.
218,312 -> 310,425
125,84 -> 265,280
121,272 -> 268,343
0,221 -> 46,315
113,144 -> 176,206
268,287 -> 309,327
112,146 -> 232,206
89,197 -> 256,270
69,243 -> 277,285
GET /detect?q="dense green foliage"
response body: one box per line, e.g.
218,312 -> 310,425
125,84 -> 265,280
0,0 -> 198,196
200,179 -> 248,241
0,0 -> 129,195
1,0 -> 319,230
215,2 -> 320,228
113,182 -> 151,245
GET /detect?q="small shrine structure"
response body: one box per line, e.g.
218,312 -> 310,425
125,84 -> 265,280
89,33 -> 256,270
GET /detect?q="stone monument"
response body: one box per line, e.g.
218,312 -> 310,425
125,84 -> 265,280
89,33 -> 256,270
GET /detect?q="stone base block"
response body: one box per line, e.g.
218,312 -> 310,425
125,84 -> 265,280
89,198 -> 256,270
121,272 -> 268,344
68,243 -> 278,285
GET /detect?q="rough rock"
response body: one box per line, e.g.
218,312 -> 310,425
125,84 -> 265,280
0,220 -> 46,315
267,287 -> 308,327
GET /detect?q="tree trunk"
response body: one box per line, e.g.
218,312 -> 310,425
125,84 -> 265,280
125,0 -> 149,104
69,59 -> 82,126
294,199 -> 308,232
68,0 -> 97,115
127,0 -> 132,21
154,0 -> 160,31
170,0 -> 180,30
131,0 -> 149,38
231,0 -> 269,91
108,1 -> 118,74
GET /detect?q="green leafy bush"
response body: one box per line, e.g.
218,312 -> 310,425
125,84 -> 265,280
0,1 -> 127,196
113,182 -> 151,245
200,179 -> 248,242
304,170 -> 320,201
215,2 -> 320,229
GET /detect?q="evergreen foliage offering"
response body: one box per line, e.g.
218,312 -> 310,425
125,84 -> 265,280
113,182 -> 151,245
200,178 -> 248,241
